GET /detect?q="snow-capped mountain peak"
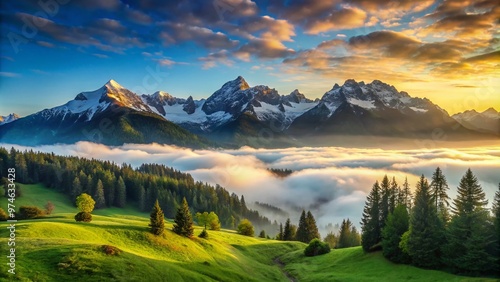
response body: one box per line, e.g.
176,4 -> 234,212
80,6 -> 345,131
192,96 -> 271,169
0,113 -> 20,125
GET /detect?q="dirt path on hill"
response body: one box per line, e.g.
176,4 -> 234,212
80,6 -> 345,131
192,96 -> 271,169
273,257 -> 298,282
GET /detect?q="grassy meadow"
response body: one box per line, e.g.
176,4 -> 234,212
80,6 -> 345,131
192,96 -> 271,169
0,184 -> 496,281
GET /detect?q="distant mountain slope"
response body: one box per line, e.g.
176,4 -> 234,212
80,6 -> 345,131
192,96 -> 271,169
287,79 -> 487,141
0,113 -> 20,125
452,108 -> 499,135
0,80 -> 210,147
1,78 -> 495,148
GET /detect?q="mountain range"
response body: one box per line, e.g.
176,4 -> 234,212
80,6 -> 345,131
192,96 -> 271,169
0,77 -> 497,147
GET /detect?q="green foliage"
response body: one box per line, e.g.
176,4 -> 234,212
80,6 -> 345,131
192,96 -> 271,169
399,230 -> 410,256
323,232 -> 337,249
71,177 -> 82,202
407,175 -> 444,269
237,219 -> 255,237
196,211 -> 221,230
74,211 -> 92,222
0,207 -> 8,221
382,205 -> 410,263
115,176 -> 126,208
337,219 -> 361,249
76,193 -> 95,213
258,230 -> 266,238
173,197 -> 194,237
283,218 -> 295,241
296,210 -> 320,243
94,180 -> 106,209
304,239 -> 330,257
380,175 -> 391,229
19,205 -> 45,219
198,228 -> 209,239
361,181 -> 381,252
430,167 -> 450,223
149,200 -> 165,236
494,183 -> 500,273
45,201 -> 55,215
443,169 -> 495,274
101,245 -> 122,256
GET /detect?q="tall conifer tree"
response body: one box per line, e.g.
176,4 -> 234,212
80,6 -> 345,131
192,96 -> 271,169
443,169 -> 494,274
361,181 -> 381,252
407,175 -> 444,269
173,197 -> 194,237
149,199 -> 165,235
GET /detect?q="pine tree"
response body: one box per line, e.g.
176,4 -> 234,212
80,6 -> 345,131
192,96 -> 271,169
430,167 -> 450,224
401,177 -> 412,211
305,211 -> 320,242
389,177 -> 399,213
493,183 -> 500,273
94,180 -> 106,209
71,177 -> 82,203
277,222 -> 284,240
382,205 -> 410,263
149,199 -> 165,235
337,219 -> 353,248
361,181 -> 381,252
443,169 -> 494,274
173,197 -> 194,237
407,175 -> 444,269
115,176 -> 126,208
283,218 -> 294,241
380,175 -> 391,228
295,210 -> 308,243
138,185 -> 146,212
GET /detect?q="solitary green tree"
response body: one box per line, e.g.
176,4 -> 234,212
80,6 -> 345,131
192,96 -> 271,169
443,169 -> 494,274
173,197 -> 194,237
75,193 -> 95,222
76,193 -> 95,213
149,199 -> 165,235
237,219 -> 254,236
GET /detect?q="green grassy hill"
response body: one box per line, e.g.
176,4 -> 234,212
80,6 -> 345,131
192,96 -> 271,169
0,184 -> 496,281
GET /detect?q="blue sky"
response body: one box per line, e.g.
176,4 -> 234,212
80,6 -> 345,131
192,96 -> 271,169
1,0 -> 499,116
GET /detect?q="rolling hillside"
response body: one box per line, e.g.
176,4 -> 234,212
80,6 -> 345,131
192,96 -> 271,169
0,184 -> 496,281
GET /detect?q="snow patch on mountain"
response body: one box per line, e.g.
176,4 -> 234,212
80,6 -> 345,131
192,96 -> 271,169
0,113 -> 20,125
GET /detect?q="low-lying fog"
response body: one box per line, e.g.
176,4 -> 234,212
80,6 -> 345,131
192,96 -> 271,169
4,142 -> 499,233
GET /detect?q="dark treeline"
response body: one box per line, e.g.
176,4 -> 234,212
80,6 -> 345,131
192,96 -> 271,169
0,147 -> 278,232
361,167 -> 500,277
254,201 -> 289,218
267,168 -> 293,178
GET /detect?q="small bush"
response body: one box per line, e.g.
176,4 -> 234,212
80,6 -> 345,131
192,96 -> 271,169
74,212 -> 92,222
304,239 -> 331,257
199,229 -> 209,239
45,201 -> 55,215
101,245 -> 121,256
19,206 -> 45,219
237,219 -> 255,237
0,208 -> 8,221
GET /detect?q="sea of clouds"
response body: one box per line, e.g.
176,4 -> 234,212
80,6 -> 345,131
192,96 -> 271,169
3,142 -> 499,233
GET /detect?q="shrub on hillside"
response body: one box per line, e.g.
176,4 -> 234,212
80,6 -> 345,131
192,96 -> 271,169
75,211 -> 92,222
45,201 -> 55,215
18,206 -> 45,219
199,228 -> 209,239
0,207 -> 7,221
304,239 -> 331,257
101,245 -> 122,256
237,219 -> 254,237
